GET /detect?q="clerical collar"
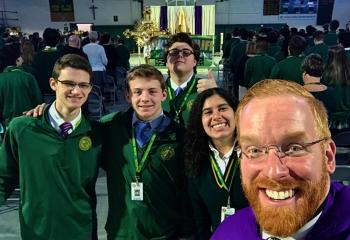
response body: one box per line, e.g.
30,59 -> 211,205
170,73 -> 194,91
262,211 -> 322,240
48,101 -> 82,133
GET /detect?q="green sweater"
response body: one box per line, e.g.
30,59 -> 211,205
305,43 -> 329,62
188,154 -> 248,239
31,48 -> 63,95
270,55 -> 305,84
0,66 -> 42,126
162,76 -> 199,128
101,109 -> 194,239
0,109 -> 102,240
244,53 -> 276,88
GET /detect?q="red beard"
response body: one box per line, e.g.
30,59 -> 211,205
242,162 -> 329,237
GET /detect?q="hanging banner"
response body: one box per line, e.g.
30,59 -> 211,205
49,0 -> 75,22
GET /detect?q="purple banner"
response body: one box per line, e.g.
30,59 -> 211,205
195,6 -> 202,35
160,6 -> 167,30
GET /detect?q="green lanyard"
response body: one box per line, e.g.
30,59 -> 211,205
131,130 -> 157,173
210,153 -> 240,192
167,76 -> 197,121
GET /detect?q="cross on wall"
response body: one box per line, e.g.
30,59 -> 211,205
89,0 -> 98,20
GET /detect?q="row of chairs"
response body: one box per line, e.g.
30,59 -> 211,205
332,131 -> 350,185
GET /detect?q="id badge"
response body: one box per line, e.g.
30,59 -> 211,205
131,182 -> 143,201
220,206 -> 235,222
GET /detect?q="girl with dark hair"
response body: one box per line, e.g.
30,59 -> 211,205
184,88 -> 248,239
322,45 -> 350,134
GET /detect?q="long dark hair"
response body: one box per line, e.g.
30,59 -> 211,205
184,88 -> 239,177
323,45 -> 350,85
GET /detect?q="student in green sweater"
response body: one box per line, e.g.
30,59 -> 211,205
163,32 -> 217,127
184,88 -> 248,239
305,30 -> 329,63
0,54 -> 102,240
270,35 -> 306,85
101,64 -> 194,239
244,38 -> 276,88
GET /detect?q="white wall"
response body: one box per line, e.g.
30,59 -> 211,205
1,0 -> 141,34
1,0 -> 349,34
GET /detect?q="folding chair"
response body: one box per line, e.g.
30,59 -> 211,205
333,131 -> 350,165
86,85 -> 103,121
331,165 -> 350,185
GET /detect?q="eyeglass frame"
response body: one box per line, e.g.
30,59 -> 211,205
166,48 -> 194,58
235,137 -> 329,161
56,79 -> 92,91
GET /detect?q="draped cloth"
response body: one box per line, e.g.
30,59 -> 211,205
150,6 -> 161,29
202,5 -> 215,35
167,6 -> 195,34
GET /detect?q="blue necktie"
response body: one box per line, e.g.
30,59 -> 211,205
175,87 -> 183,96
137,122 -> 152,147
60,122 -> 72,139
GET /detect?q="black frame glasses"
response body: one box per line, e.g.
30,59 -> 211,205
56,79 -> 92,91
167,48 -> 194,57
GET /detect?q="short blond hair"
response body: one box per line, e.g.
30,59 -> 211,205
235,79 -> 330,143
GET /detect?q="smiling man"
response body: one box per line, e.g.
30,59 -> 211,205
212,79 -> 350,240
0,54 -> 102,240
101,64 -> 194,239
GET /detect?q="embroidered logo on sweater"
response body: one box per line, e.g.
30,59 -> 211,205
159,145 -> 175,161
187,99 -> 194,110
79,136 -> 92,151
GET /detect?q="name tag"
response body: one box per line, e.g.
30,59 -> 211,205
221,206 -> 235,222
131,182 -> 143,201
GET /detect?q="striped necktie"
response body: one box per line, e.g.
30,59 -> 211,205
59,122 -> 73,138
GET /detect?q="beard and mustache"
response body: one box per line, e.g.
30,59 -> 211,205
242,161 -> 329,237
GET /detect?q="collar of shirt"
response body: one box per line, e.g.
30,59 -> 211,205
48,101 -> 82,133
262,211 -> 322,240
170,73 -> 194,91
345,47 -> 350,51
44,46 -> 57,51
132,111 -> 170,133
208,141 -> 235,174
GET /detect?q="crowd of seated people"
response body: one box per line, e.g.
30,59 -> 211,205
221,19 -> 350,137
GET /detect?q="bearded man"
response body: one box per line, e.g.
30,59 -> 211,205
212,79 -> 350,240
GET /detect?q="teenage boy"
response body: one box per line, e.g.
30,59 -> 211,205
101,64 -> 193,239
164,32 -> 216,127
0,54 -> 102,240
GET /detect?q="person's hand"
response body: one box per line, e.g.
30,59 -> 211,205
23,103 -> 46,117
197,69 -> 217,93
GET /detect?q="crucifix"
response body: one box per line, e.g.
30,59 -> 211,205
89,0 -> 98,20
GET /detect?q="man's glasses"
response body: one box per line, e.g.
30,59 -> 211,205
167,48 -> 194,57
56,79 -> 92,91
236,138 -> 328,162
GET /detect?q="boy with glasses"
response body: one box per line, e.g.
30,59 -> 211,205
212,79 -> 350,239
0,54 -> 102,240
164,32 -> 217,127
101,64 -> 194,239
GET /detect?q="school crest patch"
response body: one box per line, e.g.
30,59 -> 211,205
187,99 -> 194,110
79,136 -> 92,151
159,145 -> 175,161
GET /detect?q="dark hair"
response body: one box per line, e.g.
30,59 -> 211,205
21,40 -> 35,65
301,54 -> 324,78
184,88 -> 239,177
288,35 -> 306,56
127,64 -> 165,91
267,30 -> 279,44
239,28 -> 249,40
323,45 -> 350,85
43,28 -> 60,47
255,38 -> 268,53
330,20 -> 340,31
52,54 -> 93,82
313,30 -> 324,42
99,33 -> 111,45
